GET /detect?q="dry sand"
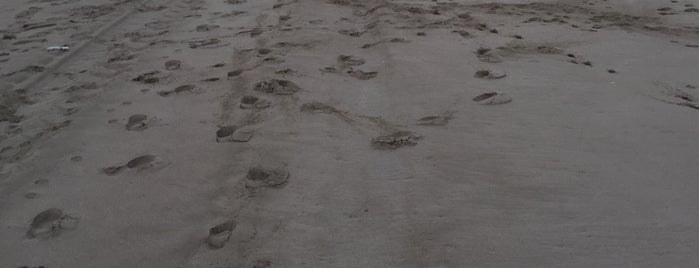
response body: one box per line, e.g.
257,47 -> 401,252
1,0 -> 699,267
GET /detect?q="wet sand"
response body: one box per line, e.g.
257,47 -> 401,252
1,0 -> 699,267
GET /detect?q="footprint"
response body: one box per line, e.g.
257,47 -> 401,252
452,30 -> 471,38
27,208 -> 79,239
216,125 -> 253,143
227,69 -> 244,77
240,96 -> 271,109
347,70 -> 378,80
125,114 -> 148,131
132,71 -> 163,84
158,85 -> 195,96
416,112 -> 454,126
245,167 -> 290,188
262,57 -> 285,64
337,55 -> 365,66
300,102 -> 338,113
254,79 -> 300,95
207,220 -> 237,249
476,48 -> 502,63
195,24 -> 220,32
472,92 -> 513,105
258,48 -> 273,55
252,259 -> 272,268
189,39 -> 229,49
102,154 -> 167,176
371,131 -> 422,150
338,29 -> 365,37
474,69 -> 506,79
164,60 -> 181,70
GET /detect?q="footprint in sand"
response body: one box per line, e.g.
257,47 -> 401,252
371,131 -> 422,150
416,112 -> 454,126
338,29 -> 366,37
189,39 -> 229,49
164,60 -> 181,70
347,69 -> 378,80
452,30 -> 472,38
227,69 -> 244,78
252,259 -> 272,268
158,85 -> 195,97
195,24 -> 220,32
301,102 -> 338,114
245,166 -> 290,188
474,69 -> 506,80
476,48 -> 503,63
102,154 -> 168,176
132,71 -> 165,84
240,96 -> 271,109
216,125 -> 253,143
207,220 -> 237,249
337,55 -> 366,66
125,114 -> 149,131
26,208 -> 79,239
254,79 -> 300,95
473,92 -> 513,105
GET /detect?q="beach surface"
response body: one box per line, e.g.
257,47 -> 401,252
1,0 -> 699,267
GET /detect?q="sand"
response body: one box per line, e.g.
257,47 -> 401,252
1,0 -> 699,267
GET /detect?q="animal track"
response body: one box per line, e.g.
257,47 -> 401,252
472,92 -> 513,105
371,131 -> 422,150
27,208 -> 79,239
